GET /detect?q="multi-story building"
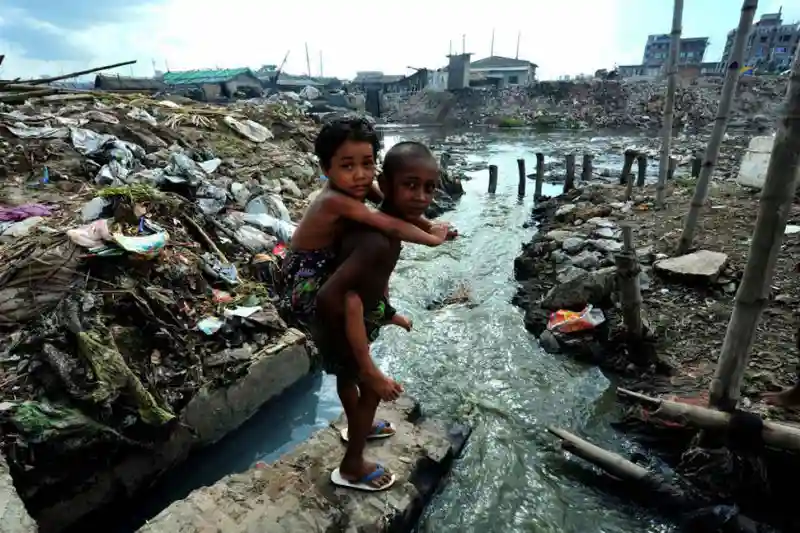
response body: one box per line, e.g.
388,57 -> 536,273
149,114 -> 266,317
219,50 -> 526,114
642,34 -> 710,68
719,8 -> 799,72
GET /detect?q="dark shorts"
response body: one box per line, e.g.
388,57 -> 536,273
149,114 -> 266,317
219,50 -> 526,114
280,248 -> 396,379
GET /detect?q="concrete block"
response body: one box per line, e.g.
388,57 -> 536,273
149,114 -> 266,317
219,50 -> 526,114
35,329 -> 310,533
138,396 -> 471,533
736,134 -> 774,189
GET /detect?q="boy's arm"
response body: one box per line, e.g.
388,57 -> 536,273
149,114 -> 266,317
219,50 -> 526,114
344,291 -> 372,367
411,215 -> 458,240
324,193 -> 446,246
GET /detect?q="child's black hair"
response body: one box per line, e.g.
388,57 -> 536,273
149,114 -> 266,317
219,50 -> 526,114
382,141 -> 436,179
314,117 -> 381,171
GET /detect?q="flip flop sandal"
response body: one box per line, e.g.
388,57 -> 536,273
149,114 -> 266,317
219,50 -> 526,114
340,420 -> 395,442
330,464 -> 396,492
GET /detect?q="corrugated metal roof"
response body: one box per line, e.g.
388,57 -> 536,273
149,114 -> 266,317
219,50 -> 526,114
163,68 -> 256,85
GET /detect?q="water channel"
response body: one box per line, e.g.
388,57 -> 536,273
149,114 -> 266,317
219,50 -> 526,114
90,127 -> 677,533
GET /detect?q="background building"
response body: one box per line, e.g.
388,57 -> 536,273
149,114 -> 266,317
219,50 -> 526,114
468,56 -> 538,87
642,34 -> 710,68
719,8 -> 799,72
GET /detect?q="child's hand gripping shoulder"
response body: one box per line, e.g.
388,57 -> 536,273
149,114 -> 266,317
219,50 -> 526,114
324,191 -> 446,247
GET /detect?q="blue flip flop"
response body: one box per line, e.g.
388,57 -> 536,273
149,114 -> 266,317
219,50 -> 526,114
330,464 -> 396,492
340,420 -> 395,442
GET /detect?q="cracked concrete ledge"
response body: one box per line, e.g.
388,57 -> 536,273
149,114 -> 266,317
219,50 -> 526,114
0,456 -> 37,533
35,329 -> 310,533
137,395 -> 471,533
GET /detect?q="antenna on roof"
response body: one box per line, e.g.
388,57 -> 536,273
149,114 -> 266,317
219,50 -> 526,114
516,31 -> 521,59
319,50 -> 323,77
462,34 -> 466,54
490,28 -> 495,56
305,42 -> 312,77
449,40 -> 453,56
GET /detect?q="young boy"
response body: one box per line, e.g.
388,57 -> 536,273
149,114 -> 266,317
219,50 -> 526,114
281,117 -> 450,331
315,141 -> 441,491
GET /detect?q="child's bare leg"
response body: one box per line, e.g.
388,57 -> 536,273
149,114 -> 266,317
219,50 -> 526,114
764,382 -> 800,407
336,377 -> 359,425
340,385 -> 393,486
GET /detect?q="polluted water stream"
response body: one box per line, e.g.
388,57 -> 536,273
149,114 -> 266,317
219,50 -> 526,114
78,128 -> 678,533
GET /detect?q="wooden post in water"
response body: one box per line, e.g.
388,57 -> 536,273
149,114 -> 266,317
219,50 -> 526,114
488,164 -> 498,194
636,154 -> 648,187
691,153 -> 702,178
615,224 -> 643,344
619,149 -> 637,185
667,157 -> 677,180
581,154 -> 593,182
517,158 -> 526,197
564,154 -> 576,193
624,167 -> 635,201
534,153 -> 544,199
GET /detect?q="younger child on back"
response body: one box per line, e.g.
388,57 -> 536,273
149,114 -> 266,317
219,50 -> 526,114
281,117 -> 448,328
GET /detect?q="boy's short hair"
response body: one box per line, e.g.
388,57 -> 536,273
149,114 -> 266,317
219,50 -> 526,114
314,117 -> 381,171
382,141 -> 436,179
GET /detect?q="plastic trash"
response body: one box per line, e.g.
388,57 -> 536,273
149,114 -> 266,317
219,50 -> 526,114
299,85 -> 321,100
81,197 -> 110,222
233,225 -> 277,252
126,107 -> 158,127
239,213 -> 296,243
6,122 -> 69,139
198,158 -> 222,174
0,204 -> 53,222
245,194 -> 292,222
223,116 -> 274,143
113,232 -> 169,258
67,219 -> 113,248
200,253 -> 239,286
0,217 -> 45,239
547,305 -> 605,334
197,317 -> 224,335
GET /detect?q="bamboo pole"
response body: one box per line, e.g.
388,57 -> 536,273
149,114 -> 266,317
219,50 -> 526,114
564,154 -> 576,193
517,158 -> 526,197
636,154 -> 648,187
582,154 -> 593,182
17,60 -> 138,86
655,0 -> 684,209
677,0 -> 758,254
615,226 -> 643,342
708,44 -> 800,411
547,426 -> 651,482
488,165 -> 498,194
534,153 -> 544,199
619,149 -> 637,186
618,388 -> 800,451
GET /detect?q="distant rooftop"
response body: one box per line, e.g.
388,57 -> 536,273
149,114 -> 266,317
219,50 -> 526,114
162,68 -> 256,85
471,55 -> 538,69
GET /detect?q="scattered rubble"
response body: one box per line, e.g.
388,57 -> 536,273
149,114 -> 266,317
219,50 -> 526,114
513,180 -> 800,419
386,77 -> 787,135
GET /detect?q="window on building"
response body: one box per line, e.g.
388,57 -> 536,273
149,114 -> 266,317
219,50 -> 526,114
760,36 -> 768,43
775,46 -> 787,54
781,34 -> 791,42
508,75 -> 519,84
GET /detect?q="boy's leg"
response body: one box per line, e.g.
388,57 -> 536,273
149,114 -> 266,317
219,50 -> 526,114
339,384 -> 393,486
336,377 -> 359,425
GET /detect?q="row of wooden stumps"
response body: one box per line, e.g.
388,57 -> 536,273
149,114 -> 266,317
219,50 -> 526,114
487,149 -> 704,199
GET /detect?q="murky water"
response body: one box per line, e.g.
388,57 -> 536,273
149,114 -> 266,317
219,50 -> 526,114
88,128 -> 677,533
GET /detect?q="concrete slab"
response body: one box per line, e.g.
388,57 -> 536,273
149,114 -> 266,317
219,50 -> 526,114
35,329 -> 311,533
736,134 -> 774,189
654,250 -> 728,282
137,396 -> 470,533
0,457 -> 37,533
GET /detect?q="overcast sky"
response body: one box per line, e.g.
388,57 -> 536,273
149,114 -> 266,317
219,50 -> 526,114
0,0 -> 797,81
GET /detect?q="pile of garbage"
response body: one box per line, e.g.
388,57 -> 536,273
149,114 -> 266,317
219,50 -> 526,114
384,76 -> 788,134
0,92 -> 324,506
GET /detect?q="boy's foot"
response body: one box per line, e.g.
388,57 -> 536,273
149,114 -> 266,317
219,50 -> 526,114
340,420 -> 396,442
331,462 -> 395,492
362,370 -> 403,401
764,384 -> 800,408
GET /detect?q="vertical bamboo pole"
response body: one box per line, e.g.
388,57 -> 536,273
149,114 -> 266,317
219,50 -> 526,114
708,44 -> 800,411
677,0 -> 759,254
636,154 -> 648,187
488,164 -> 498,194
564,154 -> 576,193
517,158 -> 526,197
582,154 -> 593,182
534,153 -> 544,199
654,0 -> 684,208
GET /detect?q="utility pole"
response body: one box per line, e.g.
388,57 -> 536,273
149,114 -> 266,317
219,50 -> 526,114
516,31 -> 521,59
305,42 -> 311,77
491,28 -> 495,56
319,51 -> 324,77
462,34 -> 466,54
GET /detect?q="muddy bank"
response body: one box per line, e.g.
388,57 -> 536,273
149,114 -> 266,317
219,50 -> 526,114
513,179 -> 800,530
513,179 -> 800,406
137,395 -> 470,532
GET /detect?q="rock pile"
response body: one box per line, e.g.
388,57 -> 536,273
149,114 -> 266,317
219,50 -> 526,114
385,76 -> 788,135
